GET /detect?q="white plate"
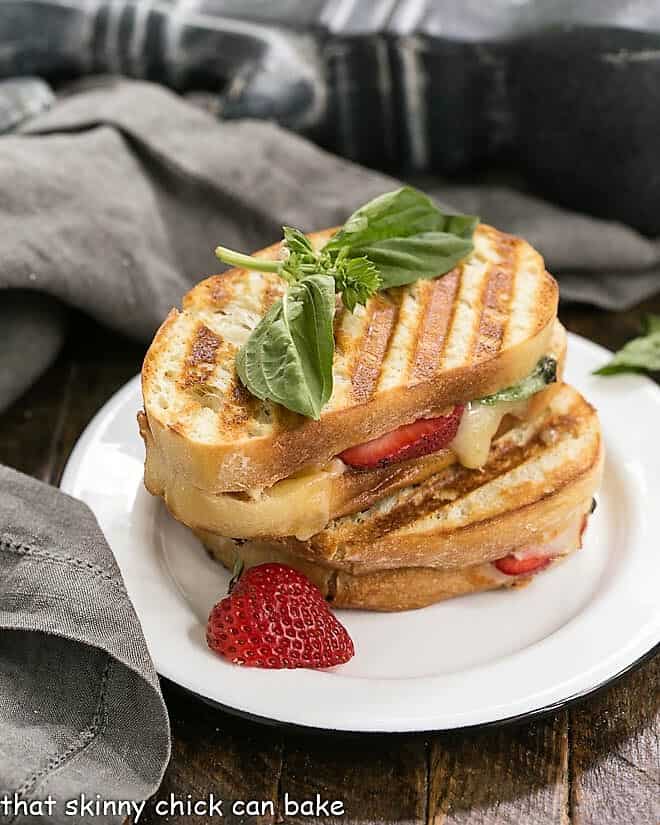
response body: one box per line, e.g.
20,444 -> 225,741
61,333 -> 660,732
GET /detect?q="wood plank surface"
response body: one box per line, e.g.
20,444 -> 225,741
428,714 -> 569,825
0,356 -> 74,481
141,684 -> 284,825
0,301 -> 658,825
278,734 -> 428,824
570,654 -> 659,825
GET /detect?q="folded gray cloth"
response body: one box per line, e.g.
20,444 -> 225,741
0,465 -> 170,824
1,77 -> 659,411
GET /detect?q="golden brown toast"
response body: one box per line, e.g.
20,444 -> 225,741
198,498 -> 592,611
272,384 -> 603,573
139,323 -> 566,539
193,383 -> 602,610
141,224 -> 559,492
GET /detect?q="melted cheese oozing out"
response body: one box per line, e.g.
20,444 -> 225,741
449,399 -> 528,469
230,459 -> 346,539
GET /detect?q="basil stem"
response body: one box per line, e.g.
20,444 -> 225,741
215,245 -> 280,273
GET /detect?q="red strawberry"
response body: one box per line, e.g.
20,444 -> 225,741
339,406 -> 464,469
494,554 -> 552,576
206,563 -> 354,669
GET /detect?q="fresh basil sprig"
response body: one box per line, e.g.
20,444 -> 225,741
594,315 -> 660,375
216,226 -> 382,309
215,186 -> 478,419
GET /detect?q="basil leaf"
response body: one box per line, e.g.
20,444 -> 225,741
324,187 -> 447,249
594,314 -> 660,375
282,225 -> 315,260
349,232 -> 475,289
236,274 -> 335,419
322,186 -> 478,288
333,255 -> 381,311
479,357 -> 558,406
224,186 -> 480,418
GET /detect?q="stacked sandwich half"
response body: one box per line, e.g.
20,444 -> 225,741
139,224 -> 603,611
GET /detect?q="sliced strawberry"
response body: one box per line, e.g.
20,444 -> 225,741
339,406 -> 464,470
494,554 -> 553,576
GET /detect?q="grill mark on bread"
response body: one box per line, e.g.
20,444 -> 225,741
375,289 -> 405,388
350,295 -> 400,403
179,323 -> 222,388
405,281 -> 432,380
260,278 -> 283,316
502,235 -> 553,347
465,266 -> 491,367
410,269 -> 461,382
225,378 -> 262,431
375,284 -> 432,392
501,236 -> 522,346
334,401 -> 588,542
474,240 -> 516,361
436,263 -> 479,370
217,276 -> 285,433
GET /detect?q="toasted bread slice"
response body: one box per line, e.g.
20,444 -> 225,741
270,383 -> 602,572
198,502 -> 591,611
142,224 -> 558,492
198,385 -> 602,610
139,323 -> 567,539
268,383 -> 603,573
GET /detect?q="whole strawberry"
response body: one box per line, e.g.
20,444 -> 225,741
206,563 -> 355,669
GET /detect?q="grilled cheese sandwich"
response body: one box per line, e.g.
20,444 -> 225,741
139,322 -> 566,539
198,384 -> 602,609
139,214 -> 602,612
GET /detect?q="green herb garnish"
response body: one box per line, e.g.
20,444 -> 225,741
478,357 -> 558,406
322,187 -> 478,289
593,315 -> 660,375
235,274 -> 335,419
216,186 -> 478,419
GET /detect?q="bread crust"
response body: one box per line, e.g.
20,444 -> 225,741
139,323 -> 566,539
194,384 -> 602,611
198,506 -> 590,611
141,225 -> 559,492
273,384 -> 603,572
201,532 -> 512,610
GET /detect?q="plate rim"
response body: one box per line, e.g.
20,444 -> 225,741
60,332 -> 660,732
165,640 -> 659,734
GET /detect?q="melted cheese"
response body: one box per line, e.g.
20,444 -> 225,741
231,398 -> 531,537
214,459 -> 346,540
450,399 -> 528,469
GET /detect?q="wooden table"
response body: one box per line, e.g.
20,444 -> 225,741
1,297 -> 658,825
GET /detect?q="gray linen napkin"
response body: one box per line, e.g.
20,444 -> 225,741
0,465 -> 170,824
1,77 -> 659,412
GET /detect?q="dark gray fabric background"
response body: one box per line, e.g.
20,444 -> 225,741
1,76 -> 659,411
